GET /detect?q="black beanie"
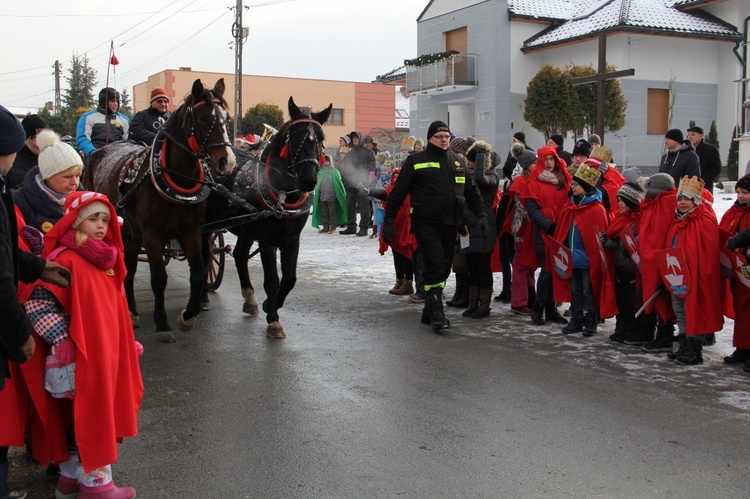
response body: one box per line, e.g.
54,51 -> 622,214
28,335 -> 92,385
22,114 -> 48,139
427,121 -> 450,140
665,128 -> 683,143
0,105 -> 26,156
736,174 -> 750,192
513,131 -> 526,143
549,134 -> 564,148
572,139 -> 591,157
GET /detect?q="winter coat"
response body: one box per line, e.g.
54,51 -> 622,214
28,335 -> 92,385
0,175 -> 46,391
76,108 -> 129,157
658,141 -> 701,185
385,141 -> 486,228
339,132 -> 376,189
6,144 -> 38,190
693,140 -> 721,192
311,166 -> 347,228
13,166 -> 83,234
460,150 -> 499,254
129,106 -> 170,145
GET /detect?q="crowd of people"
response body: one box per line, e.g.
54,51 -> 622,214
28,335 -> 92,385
314,121 -> 750,374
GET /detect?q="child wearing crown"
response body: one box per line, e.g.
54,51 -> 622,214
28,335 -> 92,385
551,159 -> 617,337
663,176 -> 724,365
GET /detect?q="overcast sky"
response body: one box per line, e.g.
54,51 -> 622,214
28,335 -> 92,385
0,0 -> 425,113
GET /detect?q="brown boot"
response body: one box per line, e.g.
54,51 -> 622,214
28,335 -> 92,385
389,278 -> 404,294
393,279 -> 414,295
462,287 -> 479,317
471,288 -> 493,319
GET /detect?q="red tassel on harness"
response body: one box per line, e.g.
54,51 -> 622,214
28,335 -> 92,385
279,144 -> 290,160
320,153 -> 326,165
188,136 -> 200,153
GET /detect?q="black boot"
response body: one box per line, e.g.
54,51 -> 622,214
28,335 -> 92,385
446,272 -> 468,307
462,287 -> 479,317
642,321 -> 674,353
675,336 -> 704,365
582,312 -> 598,337
561,315 -> 583,334
545,303 -> 568,324
471,288 -> 493,319
668,334 -> 687,361
528,286 -> 536,307
531,302 -> 545,325
428,288 -> 450,332
420,297 -> 433,325
724,348 -> 750,364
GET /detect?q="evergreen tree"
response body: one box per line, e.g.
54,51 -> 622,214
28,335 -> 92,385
566,63 -> 627,136
707,120 -> 719,150
63,54 -> 97,110
241,102 -> 284,136
727,125 -> 739,181
524,64 -> 575,139
119,88 -> 133,117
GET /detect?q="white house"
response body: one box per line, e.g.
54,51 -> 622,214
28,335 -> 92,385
408,0 -> 749,173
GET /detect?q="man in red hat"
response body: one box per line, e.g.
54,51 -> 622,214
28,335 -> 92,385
130,87 -> 171,145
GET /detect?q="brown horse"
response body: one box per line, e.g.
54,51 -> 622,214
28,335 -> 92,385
85,78 -> 235,342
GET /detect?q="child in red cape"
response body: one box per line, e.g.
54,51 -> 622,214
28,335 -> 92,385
552,161 -> 617,337
20,191 -> 144,499
665,176 -> 724,365
720,174 -> 750,369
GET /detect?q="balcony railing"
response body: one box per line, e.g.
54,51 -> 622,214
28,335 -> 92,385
405,53 -> 478,95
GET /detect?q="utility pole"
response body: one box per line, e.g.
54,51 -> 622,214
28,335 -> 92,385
232,1 -> 248,139
54,60 -> 61,114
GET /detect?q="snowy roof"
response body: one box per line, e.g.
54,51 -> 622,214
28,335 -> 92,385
508,0 -> 741,51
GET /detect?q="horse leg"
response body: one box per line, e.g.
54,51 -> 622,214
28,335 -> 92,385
199,233 -> 211,311
275,237 -> 301,310
142,234 -> 174,342
233,233 -> 258,315
176,229 -> 207,332
259,245 -> 285,339
123,234 -> 143,328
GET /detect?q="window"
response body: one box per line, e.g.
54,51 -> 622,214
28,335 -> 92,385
332,108 -> 344,126
647,88 -> 669,135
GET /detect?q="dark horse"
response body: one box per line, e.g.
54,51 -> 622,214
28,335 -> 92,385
205,97 -> 331,338
85,79 -> 235,342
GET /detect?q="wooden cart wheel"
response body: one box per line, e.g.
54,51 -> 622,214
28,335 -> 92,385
206,231 -> 226,291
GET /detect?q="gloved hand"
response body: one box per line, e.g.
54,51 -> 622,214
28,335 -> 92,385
40,261 -> 71,288
382,219 -> 396,243
22,225 -> 45,255
55,338 -> 76,365
356,182 -> 371,195
599,231 -> 608,244
545,223 -> 556,236
135,341 -> 144,358
478,217 -> 489,238
367,187 -> 388,200
472,144 -> 487,155
727,230 -> 750,251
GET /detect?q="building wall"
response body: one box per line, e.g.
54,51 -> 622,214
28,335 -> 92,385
134,69 -> 396,142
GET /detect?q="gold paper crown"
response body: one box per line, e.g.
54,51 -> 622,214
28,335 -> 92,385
590,146 -> 613,165
401,136 -> 416,149
677,175 -> 704,201
573,164 -> 602,189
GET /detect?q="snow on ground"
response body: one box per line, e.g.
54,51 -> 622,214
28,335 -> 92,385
233,188 -> 750,410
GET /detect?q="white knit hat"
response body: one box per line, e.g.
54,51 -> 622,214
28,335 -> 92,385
37,130 -> 83,179
73,201 -> 110,228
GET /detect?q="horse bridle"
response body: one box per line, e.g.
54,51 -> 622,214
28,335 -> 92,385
284,117 -> 324,177
185,94 -> 232,155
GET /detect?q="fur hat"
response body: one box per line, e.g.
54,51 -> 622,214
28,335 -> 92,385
98,87 -> 120,111
677,175 -> 704,205
401,136 -> 415,152
617,181 -> 645,210
587,134 -> 601,145
644,173 -> 675,199
665,128 -> 683,143
687,125 -> 704,135
73,200 -> 110,228
512,143 -> 536,170
736,174 -> 750,192
573,164 -> 601,193
465,140 -> 492,163
621,167 -> 642,184
0,105 -> 26,156
572,139 -> 591,157
427,121 -> 450,140
150,88 -> 169,104
37,130 -> 83,179
513,132 -> 526,144
414,137 -> 425,148
22,114 -> 48,139
549,134 -> 564,148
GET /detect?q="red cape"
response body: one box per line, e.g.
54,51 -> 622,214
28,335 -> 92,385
379,167 -> 417,258
666,204 -> 724,335
638,189 -> 677,320
551,196 -> 618,318
719,202 -> 750,346
599,167 -> 626,216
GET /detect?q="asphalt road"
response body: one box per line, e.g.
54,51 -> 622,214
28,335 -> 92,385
113,230 -> 750,498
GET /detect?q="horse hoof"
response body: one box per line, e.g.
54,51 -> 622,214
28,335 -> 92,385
156,330 -> 176,343
266,321 -> 286,339
130,313 -> 141,329
176,310 -> 197,332
201,300 -> 212,311
243,302 -> 259,315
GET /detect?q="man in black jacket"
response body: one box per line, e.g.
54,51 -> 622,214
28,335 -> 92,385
659,128 -> 701,185
383,121 -> 487,332
5,114 -> 48,190
339,131 -> 375,236
130,87 -> 172,145
687,125 -> 721,192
